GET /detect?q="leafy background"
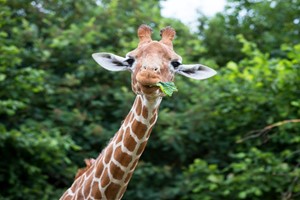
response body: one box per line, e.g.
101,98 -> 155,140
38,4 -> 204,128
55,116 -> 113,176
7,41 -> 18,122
0,0 -> 299,199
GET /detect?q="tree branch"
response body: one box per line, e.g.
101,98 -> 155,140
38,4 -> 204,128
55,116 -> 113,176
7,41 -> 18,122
237,119 -> 300,143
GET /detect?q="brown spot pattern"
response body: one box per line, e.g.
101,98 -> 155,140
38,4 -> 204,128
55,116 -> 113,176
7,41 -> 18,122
142,106 -> 148,119
105,182 -> 121,199
95,161 -> 104,178
70,178 -> 80,192
136,97 -> 142,116
124,112 -> 132,125
100,168 -> 110,187
119,187 -> 128,199
114,146 -> 132,167
132,120 -> 148,139
115,130 -> 123,144
110,161 -> 125,180
104,147 -> 113,164
62,195 -> 72,200
83,177 -> 93,198
146,127 -> 153,138
91,183 -> 102,199
130,159 -> 139,171
150,114 -> 157,125
124,172 -> 133,184
136,141 -> 148,156
123,128 -> 137,152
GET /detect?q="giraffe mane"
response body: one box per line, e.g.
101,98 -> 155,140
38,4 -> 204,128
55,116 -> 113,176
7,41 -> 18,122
74,158 -> 96,180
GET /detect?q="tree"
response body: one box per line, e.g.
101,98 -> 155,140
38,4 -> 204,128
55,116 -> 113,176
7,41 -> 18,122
179,37 -> 300,200
0,1 -> 78,199
198,0 -> 300,66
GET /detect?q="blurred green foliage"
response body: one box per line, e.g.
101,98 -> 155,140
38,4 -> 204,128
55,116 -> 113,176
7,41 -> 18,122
0,0 -> 299,199
179,37 -> 300,200
198,0 -> 300,66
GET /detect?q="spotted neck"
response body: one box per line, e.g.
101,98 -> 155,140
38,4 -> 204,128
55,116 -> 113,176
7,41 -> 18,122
60,95 -> 162,200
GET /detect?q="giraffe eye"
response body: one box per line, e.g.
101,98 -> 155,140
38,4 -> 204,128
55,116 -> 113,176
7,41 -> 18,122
125,58 -> 135,66
171,61 -> 181,68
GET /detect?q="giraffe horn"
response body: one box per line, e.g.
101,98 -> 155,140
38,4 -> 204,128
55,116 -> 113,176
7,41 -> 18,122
137,24 -> 152,46
160,26 -> 176,49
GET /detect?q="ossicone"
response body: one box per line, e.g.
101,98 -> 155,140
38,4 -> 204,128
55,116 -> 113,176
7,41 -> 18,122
138,24 -> 153,46
160,26 -> 176,49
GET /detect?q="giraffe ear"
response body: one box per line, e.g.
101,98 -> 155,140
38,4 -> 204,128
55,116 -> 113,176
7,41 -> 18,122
175,64 -> 217,80
92,53 -> 132,71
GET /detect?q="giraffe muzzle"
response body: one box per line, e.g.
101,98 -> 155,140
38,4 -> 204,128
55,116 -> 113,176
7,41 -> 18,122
136,70 -> 160,86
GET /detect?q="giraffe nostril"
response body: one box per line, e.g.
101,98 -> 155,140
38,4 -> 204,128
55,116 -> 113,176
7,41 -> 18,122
141,65 -> 159,72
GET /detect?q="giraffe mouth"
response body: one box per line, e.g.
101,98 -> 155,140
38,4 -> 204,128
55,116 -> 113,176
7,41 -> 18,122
136,79 -> 161,95
136,71 -> 163,95
139,83 -> 160,94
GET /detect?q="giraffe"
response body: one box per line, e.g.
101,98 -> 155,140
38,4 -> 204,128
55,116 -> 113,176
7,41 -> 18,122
60,24 -> 216,200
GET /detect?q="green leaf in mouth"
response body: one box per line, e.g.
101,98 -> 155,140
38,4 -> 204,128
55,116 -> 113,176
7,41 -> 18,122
152,82 -> 178,96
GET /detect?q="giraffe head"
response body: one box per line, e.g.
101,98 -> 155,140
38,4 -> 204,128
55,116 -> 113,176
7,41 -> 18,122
92,25 -> 216,97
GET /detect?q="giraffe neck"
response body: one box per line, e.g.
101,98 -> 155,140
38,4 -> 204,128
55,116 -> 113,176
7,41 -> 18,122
60,95 -> 162,200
